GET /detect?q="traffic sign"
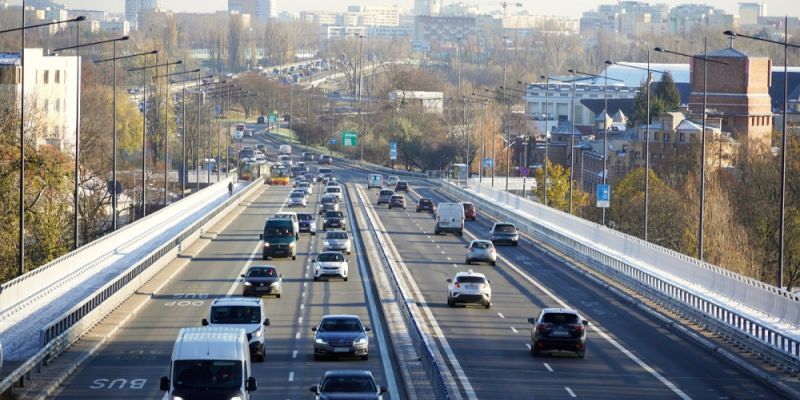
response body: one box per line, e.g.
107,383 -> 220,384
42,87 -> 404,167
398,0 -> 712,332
389,141 -> 397,160
269,113 -> 278,123
329,138 -> 337,145
482,158 -> 494,168
342,131 -> 357,147
597,184 -> 611,208
520,166 -> 529,177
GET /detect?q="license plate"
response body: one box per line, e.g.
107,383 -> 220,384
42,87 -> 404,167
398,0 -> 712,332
551,330 -> 569,337
333,347 -> 350,353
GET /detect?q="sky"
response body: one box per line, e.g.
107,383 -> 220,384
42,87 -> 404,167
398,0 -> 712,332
13,0 -> 800,19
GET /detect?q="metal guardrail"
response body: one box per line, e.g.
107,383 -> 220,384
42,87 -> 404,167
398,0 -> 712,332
0,177 -> 262,393
349,185 -> 454,399
440,180 -> 800,372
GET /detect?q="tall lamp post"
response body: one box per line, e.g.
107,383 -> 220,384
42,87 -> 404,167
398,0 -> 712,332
126,59 -> 182,217
53,33 -> 129,249
168,73 -> 213,197
655,40 -> 728,261
0,14 -> 86,274
605,57 -> 668,241
94,49 -> 157,230
724,23 -> 799,285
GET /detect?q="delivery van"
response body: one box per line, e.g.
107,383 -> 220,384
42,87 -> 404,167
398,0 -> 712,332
279,144 -> 292,155
435,202 -> 464,236
260,217 -> 298,260
160,327 -> 258,400
367,174 -> 383,189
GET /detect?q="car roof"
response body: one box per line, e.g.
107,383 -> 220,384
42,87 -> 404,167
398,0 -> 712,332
211,297 -> 262,307
320,314 -> 361,320
470,239 -> 492,244
454,269 -> 486,278
248,265 -> 277,271
323,370 -> 375,378
540,307 -> 579,315
325,230 -> 348,236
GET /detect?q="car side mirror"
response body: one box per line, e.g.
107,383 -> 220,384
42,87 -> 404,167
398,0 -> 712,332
279,274 -> 284,278
527,318 -> 537,324
240,274 -> 245,278
311,327 -> 317,332
259,233 -> 264,240
380,386 -> 387,394
446,278 -> 452,283
583,320 -> 589,327
310,385 -> 319,394
159,376 -> 170,391
263,318 -> 271,326
201,318 -> 209,326
246,377 -> 257,391
365,327 -> 371,332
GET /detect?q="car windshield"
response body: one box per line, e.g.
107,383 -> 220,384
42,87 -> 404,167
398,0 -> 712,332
210,306 -> 260,324
321,197 -> 336,204
472,242 -> 492,249
326,232 -> 348,239
266,227 -> 293,237
317,253 -> 345,262
326,212 -> 344,218
299,183 -> 309,187
173,360 -> 242,390
463,203 -> 475,211
321,376 -> 377,393
542,313 -> 579,325
495,224 -> 516,233
319,317 -> 361,332
297,214 -> 314,221
326,187 -> 341,193
380,190 -> 393,196
457,276 -> 487,284
247,267 -> 277,277
274,214 -> 295,220
419,199 -> 432,205
290,193 -> 305,198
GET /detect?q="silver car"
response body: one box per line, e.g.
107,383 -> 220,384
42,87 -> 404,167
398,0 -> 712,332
490,222 -> 520,246
298,181 -> 313,195
466,240 -> 496,266
447,270 -> 492,309
323,231 -> 352,255
289,191 -> 308,207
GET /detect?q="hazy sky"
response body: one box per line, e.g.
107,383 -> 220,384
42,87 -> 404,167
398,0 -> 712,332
14,0 -> 800,18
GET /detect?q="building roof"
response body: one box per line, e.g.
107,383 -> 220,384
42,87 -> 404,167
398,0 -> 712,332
0,52 -> 21,66
676,119 -> 721,132
580,99 -> 635,122
705,47 -> 749,58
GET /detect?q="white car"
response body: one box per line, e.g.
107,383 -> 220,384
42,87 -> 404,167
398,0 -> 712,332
313,252 -> 349,281
385,175 -> 400,188
446,270 -> 492,309
297,181 -> 312,195
289,191 -> 308,207
323,230 -> 352,254
325,186 -> 343,203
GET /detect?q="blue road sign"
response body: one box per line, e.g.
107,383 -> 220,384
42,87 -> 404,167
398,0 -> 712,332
329,138 -> 337,145
597,184 -> 611,208
389,141 -> 397,160
483,158 -> 494,168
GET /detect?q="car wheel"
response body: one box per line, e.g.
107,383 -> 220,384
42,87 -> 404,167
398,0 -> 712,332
484,302 -> 491,309
447,297 -> 454,307
314,354 -> 322,361
388,205 -> 392,209
531,343 -> 541,357
577,348 -> 586,359
466,259 -> 471,265
344,276 -> 348,282
276,293 -> 281,299
292,255 -> 297,260
434,230 -> 440,235
311,232 -> 316,236
513,241 -> 519,247
361,354 -> 369,361
313,276 -> 318,281
262,253 -> 268,260
490,261 -> 496,266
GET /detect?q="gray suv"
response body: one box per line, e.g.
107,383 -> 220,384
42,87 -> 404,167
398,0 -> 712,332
490,222 -> 520,246
312,315 -> 370,360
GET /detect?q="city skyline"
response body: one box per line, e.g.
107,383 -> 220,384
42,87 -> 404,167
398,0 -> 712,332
10,0 -> 800,18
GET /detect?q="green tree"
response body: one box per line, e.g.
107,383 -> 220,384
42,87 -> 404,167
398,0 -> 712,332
654,72 -> 680,111
533,159 -> 590,212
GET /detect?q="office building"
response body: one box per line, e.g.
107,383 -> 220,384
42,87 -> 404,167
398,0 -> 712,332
125,0 -> 161,30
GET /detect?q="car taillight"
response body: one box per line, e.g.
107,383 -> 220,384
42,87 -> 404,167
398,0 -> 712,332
454,283 -> 461,288
572,324 -> 585,334
536,323 -> 550,332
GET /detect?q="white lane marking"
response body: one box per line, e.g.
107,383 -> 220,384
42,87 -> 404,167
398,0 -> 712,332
303,281 -> 308,287
288,372 -> 295,382
441,250 -> 445,254
526,344 -> 532,350
292,350 -> 298,359
346,184 -> 401,398
452,264 -> 458,268
497,313 -> 505,319
461,229 -> 692,400
447,257 -> 452,261
300,303 -> 305,310
298,316 -> 303,324
565,387 -> 576,398
295,332 -> 301,340
544,363 -> 553,372
510,326 -> 518,334
436,245 -> 440,249
426,235 -> 431,239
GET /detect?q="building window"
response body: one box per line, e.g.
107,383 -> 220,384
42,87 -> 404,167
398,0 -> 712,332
679,132 -> 685,142
43,99 -> 48,112
55,70 -> 60,83
663,133 -> 670,143
654,132 -> 660,142
43,70 -> 49,84
55,99 -> 60,112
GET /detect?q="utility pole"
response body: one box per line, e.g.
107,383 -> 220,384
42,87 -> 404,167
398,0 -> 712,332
502,35 -> 510,192
358,34 -> 365,164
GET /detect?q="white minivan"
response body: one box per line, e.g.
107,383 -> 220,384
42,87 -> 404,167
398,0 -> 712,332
279,144 -> 292,155
368,174 -> 383,189
160,327 -> 258,399
435,202 -> 465,236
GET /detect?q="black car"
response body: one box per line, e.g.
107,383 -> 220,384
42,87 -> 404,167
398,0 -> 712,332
323,210 -> 347,230
241,265 -> 282,298
416,198 -> 436,213
310,370 -> 387,399
303,172 -> 317,183
257,115 -> 266,124
297,212 -> 317,235
256,144 -> 266,153
303,152 -> 315,161
394,181 -> 409,192
312,315 -> 370,360
528,308 -> 589,358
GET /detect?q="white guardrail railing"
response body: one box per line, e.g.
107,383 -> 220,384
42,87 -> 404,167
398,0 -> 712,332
0,177 -> 263,393
440,179 -> 800,370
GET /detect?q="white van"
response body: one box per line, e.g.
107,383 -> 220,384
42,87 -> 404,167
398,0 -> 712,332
201,297 -> 271,362
368,174 -> 383,189
435,202 -> 465,236
278,154 -> 292,166
279,144 -> 292,155
160,327 -> 258,399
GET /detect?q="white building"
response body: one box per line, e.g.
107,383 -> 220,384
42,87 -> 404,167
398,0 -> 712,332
389,90 -> 444,113
0,48 -> 80,152
345,5 -> 400,27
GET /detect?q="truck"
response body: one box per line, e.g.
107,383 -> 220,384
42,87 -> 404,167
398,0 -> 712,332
434,202 -> 465,236
279,144 -> 292,155
160,327 -> 258,400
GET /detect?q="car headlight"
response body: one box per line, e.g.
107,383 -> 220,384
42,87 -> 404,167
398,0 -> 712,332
315,338 -> 327,344
263,242 -> 270,247
229,397 -> 242,400
289,242 -> 296,248
243,281 -> 253,286
354,336 -> 368,345
323,240 -> 332,246
252,330 -> 262,338
172,397 -> 185,400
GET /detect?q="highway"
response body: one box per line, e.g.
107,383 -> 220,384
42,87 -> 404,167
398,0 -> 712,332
49,137 -> 401,399
43,129 -> 788,400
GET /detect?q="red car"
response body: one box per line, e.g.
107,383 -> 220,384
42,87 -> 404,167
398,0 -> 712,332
463,202 -> 477,221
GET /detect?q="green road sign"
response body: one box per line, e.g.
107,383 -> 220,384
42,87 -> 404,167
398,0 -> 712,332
342,131 -> 357,147
269,113 -> 278,123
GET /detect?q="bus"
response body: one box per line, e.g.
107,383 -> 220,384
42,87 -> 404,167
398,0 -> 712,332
269,164 -> 290,185
239,161 -> 268,181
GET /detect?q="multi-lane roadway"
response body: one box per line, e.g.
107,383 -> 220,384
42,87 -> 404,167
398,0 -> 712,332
46,130 -> 788,399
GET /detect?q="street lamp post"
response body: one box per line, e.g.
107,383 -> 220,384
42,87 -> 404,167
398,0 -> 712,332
95,49 -> 157,230
724,22 -> 799,285
126,59 -> 182,217
53,32 -> 129,249
655,39 -> 728,261
0,13 -> 86,274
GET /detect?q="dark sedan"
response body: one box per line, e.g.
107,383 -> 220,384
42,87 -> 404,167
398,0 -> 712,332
312,315 -> 370,360
297,212 -> 317,235
388,195 -> 406,210
394,181 -> 409,192
323,210 -> 347,230
241,265 -> 282,298
310,370 -> 387,400
416,198 -> 436,213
